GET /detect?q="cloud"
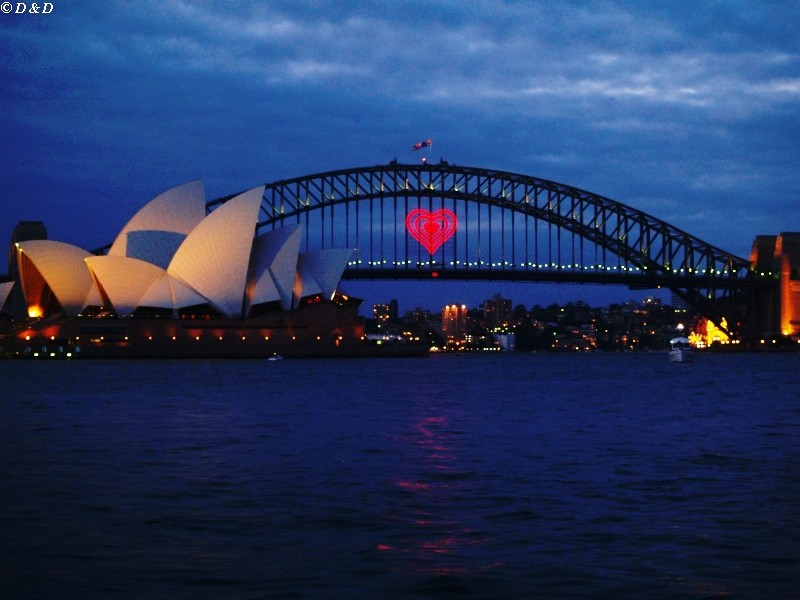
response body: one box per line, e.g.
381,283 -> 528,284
1,0 -> 798,282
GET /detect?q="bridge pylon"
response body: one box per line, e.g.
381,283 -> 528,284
748,233 -> 800,341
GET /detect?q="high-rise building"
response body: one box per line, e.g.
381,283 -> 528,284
483,293 -> 511,330
442,304 -> 468,341
372,299 -> 398,322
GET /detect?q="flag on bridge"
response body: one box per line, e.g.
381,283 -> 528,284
412,139 -> 432,151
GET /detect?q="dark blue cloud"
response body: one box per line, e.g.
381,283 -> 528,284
2,0 -> 798,311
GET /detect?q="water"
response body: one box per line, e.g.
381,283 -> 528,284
1,353 -> 799,599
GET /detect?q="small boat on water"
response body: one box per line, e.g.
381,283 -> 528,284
267,354 -> 284,361
669,337 -> 693,363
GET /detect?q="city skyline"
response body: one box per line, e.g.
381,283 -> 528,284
350,279 -> 673,320
366,285 -> 671,322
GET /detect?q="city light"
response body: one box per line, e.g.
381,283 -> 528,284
689,317 -> 730,348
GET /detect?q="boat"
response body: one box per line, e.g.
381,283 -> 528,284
669,337 -> 693,363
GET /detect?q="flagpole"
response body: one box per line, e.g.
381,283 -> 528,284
411,138 -> 433,163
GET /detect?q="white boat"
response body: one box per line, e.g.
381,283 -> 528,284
267,354 -> 284,361
669,337 -> 693,363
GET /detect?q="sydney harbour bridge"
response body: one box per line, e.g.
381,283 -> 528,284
209,161 -> 777,338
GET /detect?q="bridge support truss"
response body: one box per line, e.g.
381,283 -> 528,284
210,161 -> 776,339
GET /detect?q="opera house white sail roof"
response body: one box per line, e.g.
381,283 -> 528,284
13,182 -> 353,320
167,186 -> 264,318
0,281 -> 14,313
296,248 -> 356,307
108,180 -> 206,263
15,239 -> 103,317
249,223 -> 302,312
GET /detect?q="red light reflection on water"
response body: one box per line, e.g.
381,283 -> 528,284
379,413 -> 499,577
397,481 -> 429,491
420,537 -> 460,555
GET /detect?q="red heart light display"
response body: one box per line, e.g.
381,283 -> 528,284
406,208 -> 457,254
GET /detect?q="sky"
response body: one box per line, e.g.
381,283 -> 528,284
2,1 -> 798,315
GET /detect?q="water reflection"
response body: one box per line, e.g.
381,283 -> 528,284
382,411 -> 495,577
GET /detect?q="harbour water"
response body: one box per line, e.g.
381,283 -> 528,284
2,352 -> 799,599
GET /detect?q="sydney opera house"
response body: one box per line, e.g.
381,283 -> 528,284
0,182 -> 421,358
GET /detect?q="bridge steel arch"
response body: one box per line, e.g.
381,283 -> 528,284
209,162 -> 773,336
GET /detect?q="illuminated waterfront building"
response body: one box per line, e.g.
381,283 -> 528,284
9,182 -> 353,320
442,304 -> 468,342
0,182 -> 426,359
